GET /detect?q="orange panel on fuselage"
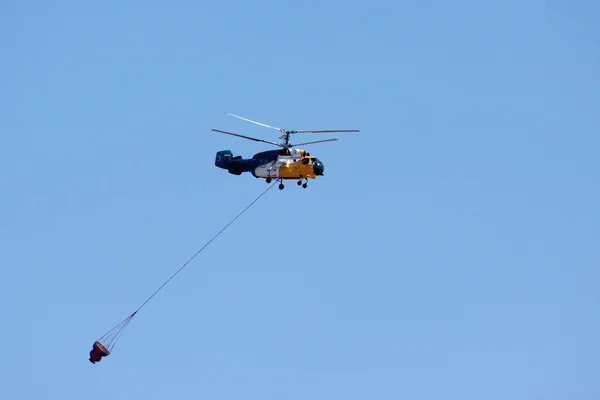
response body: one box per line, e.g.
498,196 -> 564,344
278,159 -> 316,179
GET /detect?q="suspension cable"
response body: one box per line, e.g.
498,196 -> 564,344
134,181 -> 277,314
94,181 -> 277,350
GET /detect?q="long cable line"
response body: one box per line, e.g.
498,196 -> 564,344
92,181 -> 277,358
135,181 -> 276,314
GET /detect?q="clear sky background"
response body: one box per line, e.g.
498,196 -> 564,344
2,0 -> 599,399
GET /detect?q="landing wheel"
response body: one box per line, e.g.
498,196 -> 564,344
278,183 -> 284,190
266,178 -> 272,183
302,183 -> 307,189
297,180 -> 302,186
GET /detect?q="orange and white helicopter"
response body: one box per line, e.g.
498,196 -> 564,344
212,113 -> 359,190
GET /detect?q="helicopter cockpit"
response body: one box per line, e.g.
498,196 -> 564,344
300,155 -> 324,175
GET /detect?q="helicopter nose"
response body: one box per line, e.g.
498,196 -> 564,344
313,162 -> 324,176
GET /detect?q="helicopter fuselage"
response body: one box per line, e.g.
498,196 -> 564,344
215,148 -> 324,180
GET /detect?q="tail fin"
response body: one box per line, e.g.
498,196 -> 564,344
215,150 -> 233,169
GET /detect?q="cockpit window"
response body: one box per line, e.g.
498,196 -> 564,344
302,158 -> 310,164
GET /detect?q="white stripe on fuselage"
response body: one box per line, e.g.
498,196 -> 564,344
254,156 -> 299,178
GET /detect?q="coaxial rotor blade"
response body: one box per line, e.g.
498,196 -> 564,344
226,113 -> 285,133
294,129 -> 360,133
212,129 -> 282,147
280,129 -> 359,138
289,138 -> 340,147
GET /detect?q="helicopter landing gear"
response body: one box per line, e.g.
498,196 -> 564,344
266,177 -> 272,183
278,181 -> 284,190
298,175 -> 308,189
297,178 -> 308,189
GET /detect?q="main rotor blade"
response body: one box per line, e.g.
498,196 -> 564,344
290,138 -> 340,147
279,130 -> 359,139
212,129 -> 281,147
294,129 -> 360,133
226,113 -> 285,133
280,130 -> 359,138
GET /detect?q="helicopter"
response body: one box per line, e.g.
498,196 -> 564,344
212,113 -> 359,190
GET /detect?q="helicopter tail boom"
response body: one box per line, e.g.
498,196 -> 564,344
215,150 -> 256,175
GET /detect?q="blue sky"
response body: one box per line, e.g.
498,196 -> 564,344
2,0 -> 599,398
